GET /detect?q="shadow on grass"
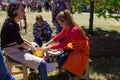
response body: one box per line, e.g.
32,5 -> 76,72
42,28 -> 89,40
82,27 -> 120,79
48,71 -> 70,80
82,27 -> 120,39
90,57 -> 120,80
28,71 -> 70,80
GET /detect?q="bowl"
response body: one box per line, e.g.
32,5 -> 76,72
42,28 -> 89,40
33,48 -> 44,57
47,49 -> 64,55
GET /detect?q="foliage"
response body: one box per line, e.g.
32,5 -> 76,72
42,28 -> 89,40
71,0 -> 90,13
72,0 -> 120,21
94,0 -> 120,21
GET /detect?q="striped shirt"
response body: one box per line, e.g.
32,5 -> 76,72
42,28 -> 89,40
33,20 -> 53,38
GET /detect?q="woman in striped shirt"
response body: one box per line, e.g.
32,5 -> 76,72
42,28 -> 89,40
33,15 -> 53,47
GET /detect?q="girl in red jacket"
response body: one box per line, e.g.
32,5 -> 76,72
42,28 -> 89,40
42,10 -> 90,80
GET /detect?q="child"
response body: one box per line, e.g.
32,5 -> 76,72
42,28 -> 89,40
33,15 -> 53,47
42,10 -> 90,80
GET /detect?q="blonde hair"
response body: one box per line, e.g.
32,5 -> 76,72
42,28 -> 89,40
36,15 -> 43,21
56,10 -> 86,35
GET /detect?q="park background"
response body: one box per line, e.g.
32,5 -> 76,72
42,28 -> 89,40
0,0 -> 120,80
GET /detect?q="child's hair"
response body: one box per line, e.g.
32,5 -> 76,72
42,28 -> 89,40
36,15 -> 43,21
56,10 -> 86,35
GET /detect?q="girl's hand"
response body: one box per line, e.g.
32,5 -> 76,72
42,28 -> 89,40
41,46 -> 47,51
43,43 -> 48,47
41,45 -> 51,51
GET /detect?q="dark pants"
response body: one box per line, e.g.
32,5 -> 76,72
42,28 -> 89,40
58,51 -> 75,78
38,6 -> 42,12
34,33 -> 51,47
54,22 -> 62,34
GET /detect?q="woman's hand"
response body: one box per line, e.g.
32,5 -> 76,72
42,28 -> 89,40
43,43 -> 48,47
43,39 -> 54,47
30,46 -> 36,52
41,46 -> 48,51
41,45 -> 51,51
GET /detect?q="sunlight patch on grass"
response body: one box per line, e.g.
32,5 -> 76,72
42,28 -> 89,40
90,72 -> 107,80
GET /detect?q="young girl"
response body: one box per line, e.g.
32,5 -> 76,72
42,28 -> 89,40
42,10 -> 90,80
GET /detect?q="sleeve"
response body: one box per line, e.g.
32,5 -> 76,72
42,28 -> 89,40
33,23 -> 37,37
51,28 -> 74,49
52,28 -> 67,42
9,24 -> 24,44
47,24 -> 53,33
51,27 -> 84,49
45,21 -> 53,33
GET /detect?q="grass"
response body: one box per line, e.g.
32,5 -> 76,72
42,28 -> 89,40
90,57 -> 120,80
0,10 -> 120,80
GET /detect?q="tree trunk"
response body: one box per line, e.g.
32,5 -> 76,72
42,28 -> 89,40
88,0 -> 94,34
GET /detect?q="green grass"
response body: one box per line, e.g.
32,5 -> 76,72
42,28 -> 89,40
0,10 -> 120,80
0,11 -> 120,40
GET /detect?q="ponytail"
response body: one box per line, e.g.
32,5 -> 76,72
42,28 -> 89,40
57,10 -> 86,36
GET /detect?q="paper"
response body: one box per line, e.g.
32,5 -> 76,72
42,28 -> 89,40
47,62 -> 56,72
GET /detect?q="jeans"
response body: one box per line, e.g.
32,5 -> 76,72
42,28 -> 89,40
38,61 -> 48,80
34,33 -> 51,47
0,47 -> 48,80
0,49 -> 16,80
54,22 -> 62,34
34,38 -> 42,47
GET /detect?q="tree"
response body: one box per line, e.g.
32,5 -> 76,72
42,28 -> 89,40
94,0 -> 120,20
72,0 -> 120,34
88,0 -> 94,34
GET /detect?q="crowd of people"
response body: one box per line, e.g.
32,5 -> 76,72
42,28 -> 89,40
0,0 -> 55,12
26,0 -> 51,12
0,0 -> 90,80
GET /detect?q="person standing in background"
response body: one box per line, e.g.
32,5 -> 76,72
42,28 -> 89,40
37,1 -> 42,12
52,0 -> 71,34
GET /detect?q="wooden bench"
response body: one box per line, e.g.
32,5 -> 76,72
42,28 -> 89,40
5,56 -> 28,80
